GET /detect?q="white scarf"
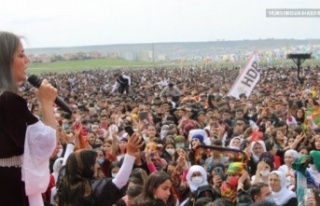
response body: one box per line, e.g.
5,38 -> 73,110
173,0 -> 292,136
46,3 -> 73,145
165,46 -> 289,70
250,141 -> 266,163
269,171 -> 296,205
228,137 -> 242,150
186,165 -> 209,192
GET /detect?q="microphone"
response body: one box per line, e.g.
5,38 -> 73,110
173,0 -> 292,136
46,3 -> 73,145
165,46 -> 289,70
28,75 -> 72,116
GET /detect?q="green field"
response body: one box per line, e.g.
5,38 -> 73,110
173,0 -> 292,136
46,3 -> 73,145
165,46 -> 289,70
28,59 -> 156,74
27,58 -> 320,74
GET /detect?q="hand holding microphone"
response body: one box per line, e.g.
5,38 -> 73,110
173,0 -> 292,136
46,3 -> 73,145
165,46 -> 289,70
35,79 -> 57,105
28,75 -> 72,116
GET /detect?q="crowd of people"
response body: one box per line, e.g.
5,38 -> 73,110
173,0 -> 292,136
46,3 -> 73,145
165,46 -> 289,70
2,31 -> 320,206
30,64 -> 320,206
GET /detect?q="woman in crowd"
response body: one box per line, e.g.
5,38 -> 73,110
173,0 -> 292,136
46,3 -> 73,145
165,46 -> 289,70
113,136 -> 128,161
251,155 -> 274,184
273,130 -> 288,152
294,108 -> 305,125
269,171 -> 297,206
95,148 -> 110,178
312,133 -> 320,151
186,165 -> 209,193
179,165 -> 209,206
278,149 -> 298,190
220,162 -> 248,203
107,160 -> 122,178
114,168 -> 148,206
133,171 -> 177,206
248,140 -> 266,175
162,142 -> 178,163
228,137 -> 242,150
55,134 -> 141,206
145,125 -> 159,143
265,140 -> 282,169
0,31 -> 58,206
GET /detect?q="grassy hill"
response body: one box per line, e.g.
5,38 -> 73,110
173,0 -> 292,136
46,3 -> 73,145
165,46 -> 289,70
28,59 -> 155,74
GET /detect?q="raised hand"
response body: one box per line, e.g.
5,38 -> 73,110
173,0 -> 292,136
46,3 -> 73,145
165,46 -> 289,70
127,134 -> 144,156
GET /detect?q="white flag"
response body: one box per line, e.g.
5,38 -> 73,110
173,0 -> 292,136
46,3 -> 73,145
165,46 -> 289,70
228,53 -> 260,99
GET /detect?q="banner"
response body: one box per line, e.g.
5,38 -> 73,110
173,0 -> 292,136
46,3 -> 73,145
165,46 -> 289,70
228,53 -> 260,98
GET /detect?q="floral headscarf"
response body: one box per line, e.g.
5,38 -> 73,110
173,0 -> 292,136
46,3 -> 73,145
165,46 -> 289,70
56,150 -> 97,206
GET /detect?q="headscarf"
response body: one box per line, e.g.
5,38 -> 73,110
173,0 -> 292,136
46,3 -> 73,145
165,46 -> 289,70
160,125 -> 169,139
226,162 -> 246,176
189,129 -> 211,146
183,122 -> 195,136
250,141 -> 267,163
186,165 -> 208,192
221,162 -> 246,202
174,135 -> 185,143
191,133 -> 204,142
56,150 -> 97,206
284,149 -> 299,161
269,171 -> 296,205
229,137 -> 242,150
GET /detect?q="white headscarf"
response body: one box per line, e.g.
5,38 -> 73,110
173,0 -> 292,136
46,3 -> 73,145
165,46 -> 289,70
160,125 -> 169,140
250,141 -> 266,163
269,171 -> 296,205
186,165 -> 209,192
284,149 -> 299,160
229,136 -> 242,150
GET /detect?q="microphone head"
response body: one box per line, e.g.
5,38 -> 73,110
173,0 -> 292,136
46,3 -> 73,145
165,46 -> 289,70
27,75 -> 42,88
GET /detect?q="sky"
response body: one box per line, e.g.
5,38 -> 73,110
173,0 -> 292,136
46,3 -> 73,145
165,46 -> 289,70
1,0 -> 320,48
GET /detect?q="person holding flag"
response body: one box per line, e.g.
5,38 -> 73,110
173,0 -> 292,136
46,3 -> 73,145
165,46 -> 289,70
228,53 -> 260,99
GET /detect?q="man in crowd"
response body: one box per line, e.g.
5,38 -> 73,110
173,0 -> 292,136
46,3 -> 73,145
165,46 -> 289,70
110,73 -> 131,95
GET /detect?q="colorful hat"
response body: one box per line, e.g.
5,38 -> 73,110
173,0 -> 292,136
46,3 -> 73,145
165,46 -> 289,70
227,162 -> 246,176
191,133 -> 204,142
189,129 -> 211,146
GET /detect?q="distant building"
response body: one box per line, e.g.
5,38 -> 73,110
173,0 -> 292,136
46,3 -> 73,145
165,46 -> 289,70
156,54 -> 168,61
63,53 -> 76,61
89,51 -> 102,59
107,52 -> 121,59
38,54 -> 52,64
75,52 -> 87,60
121,51 -> 137,61
52,54 -> 64,62
28,54 -> 37,63
138,50 -> 152,62
29,54 -> 51,64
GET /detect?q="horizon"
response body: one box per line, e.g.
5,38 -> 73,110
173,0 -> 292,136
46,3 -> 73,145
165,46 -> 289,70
26,38 -> 320,50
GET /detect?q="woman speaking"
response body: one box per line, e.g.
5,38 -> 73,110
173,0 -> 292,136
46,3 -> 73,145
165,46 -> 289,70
0,31 -> 58,206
